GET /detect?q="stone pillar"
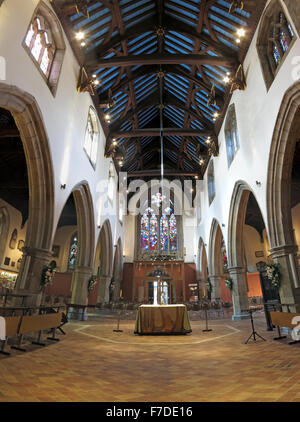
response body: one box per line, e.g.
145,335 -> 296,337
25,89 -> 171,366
228,266 -> 249,320
14,247 -> 53,307
69,265 -> 93,320
97,275 -> 112,304
209,275 -> 222,301
269,244 -> 300,312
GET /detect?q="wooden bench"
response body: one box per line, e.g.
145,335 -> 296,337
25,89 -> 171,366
0,316 -> 21,355
270,311 -> 300,344
11,312 -> 63,352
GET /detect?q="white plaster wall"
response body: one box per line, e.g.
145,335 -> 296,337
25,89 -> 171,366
0,0 -> 123,259
193,0 -> 300,268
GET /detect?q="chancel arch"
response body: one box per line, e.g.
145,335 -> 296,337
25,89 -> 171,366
267,81 -> 300,311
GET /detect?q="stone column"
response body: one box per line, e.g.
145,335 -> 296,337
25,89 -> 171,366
14,247 -> 53,307
228,266 -> 249,320
209,275 -> 222,301
269,244 -> 300,313
69,265 -> 93,320
97,275 -> 112,304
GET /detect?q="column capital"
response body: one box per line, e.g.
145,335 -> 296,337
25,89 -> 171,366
227,266 -> 246,275
74,265 -> 93,274
269,244 -> 298,258
22,247 -> 53,260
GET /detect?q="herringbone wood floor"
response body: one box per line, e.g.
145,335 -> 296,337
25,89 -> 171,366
0,310 -> 299,402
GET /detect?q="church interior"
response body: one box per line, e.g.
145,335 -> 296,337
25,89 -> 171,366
0,0 -> 300,404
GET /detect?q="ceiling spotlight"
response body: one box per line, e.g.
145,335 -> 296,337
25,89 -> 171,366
206,137 -> 211,144
93,79 -> 100,86
105,114 -> 110,120
236,38 -> 241,44
237,28 -> 246,37
75,31 -> 85,41
195,175 -> 198,180
199,158 -> 204,165
119,161 -> 123,167
223,75 -> 231,84
112,138 -> 117,146
92,74 -> 97,78
80,41 -> 86,47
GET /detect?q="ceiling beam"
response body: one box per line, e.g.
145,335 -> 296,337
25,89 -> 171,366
127,170 -> 201,178
110,128 -> 213,139
90,54 -> 237,71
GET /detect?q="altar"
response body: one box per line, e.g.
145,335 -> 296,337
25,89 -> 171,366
134,304 -> 192,335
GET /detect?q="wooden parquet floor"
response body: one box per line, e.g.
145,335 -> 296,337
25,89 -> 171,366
0,311 -> 299,402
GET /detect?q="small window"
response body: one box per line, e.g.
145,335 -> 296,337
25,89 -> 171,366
257,1 -> 296,90
207,160 -> 215,206
84,107 -> 99,169
23,2 -> 65,96
108,162 -> 115,203
225,104 -> 239,167
68,232 -> 78,271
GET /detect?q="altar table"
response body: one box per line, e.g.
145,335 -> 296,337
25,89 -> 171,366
134,304 -> 192,335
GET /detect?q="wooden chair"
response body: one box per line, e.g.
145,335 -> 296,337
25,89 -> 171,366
11,312 -> 62,352
270,311 -> 300,344
0,316 -> 21,355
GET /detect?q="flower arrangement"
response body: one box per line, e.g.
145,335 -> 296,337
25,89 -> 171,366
225,277 -> 233,291
206,279 -> 213,293
87,275 -> 98,296
266,263 -> 281,289
40,260 -> 56,288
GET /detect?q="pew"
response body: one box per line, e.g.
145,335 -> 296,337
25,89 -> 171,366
270,311 -> 300,344
11,312 -> 63,352
0,316 -> 21,355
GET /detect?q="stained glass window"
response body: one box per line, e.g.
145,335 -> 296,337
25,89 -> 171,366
221,238 -> 228,273
24,17 -> 55,78
141,214 -> 149,250
150,214 -> 158,251
140,203 -> 177,254
279,29 -> 289,53
160,215 -> 169,251
169,214 -> 177,251
272,43 -> 281,66
269,12 -> 293,69
68,233 -> 78,271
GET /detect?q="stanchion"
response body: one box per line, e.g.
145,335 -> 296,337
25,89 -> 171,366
113,303 -> 123,333
243,308 -> 266,344
202,308 -> 212,332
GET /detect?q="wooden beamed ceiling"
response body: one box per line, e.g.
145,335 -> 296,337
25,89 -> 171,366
52,0 -> 266,180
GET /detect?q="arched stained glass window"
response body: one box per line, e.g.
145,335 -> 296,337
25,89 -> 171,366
23,3 -> 66,95
257,2 -> 295,90
141,214 -> 149,251
140,203 -> 177,255
225,104 -> 239,167
160,215 -> 169,251
169,214 -> 177,251
68,233 -> 78,271
24,16 -> 55,79
149,214 -> 158,251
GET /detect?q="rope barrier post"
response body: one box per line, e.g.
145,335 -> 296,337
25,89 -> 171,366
202,308 -> 212,332
113,303 -> 123,333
